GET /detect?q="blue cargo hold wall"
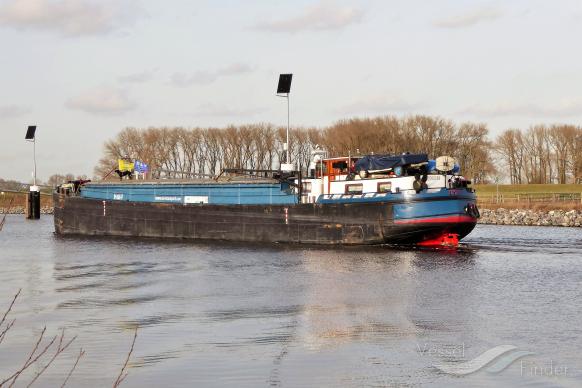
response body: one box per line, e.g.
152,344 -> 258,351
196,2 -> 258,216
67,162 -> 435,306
80,182 -> 298,205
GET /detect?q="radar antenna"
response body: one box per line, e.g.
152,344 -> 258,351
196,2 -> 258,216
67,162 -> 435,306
435,156 -> 457,173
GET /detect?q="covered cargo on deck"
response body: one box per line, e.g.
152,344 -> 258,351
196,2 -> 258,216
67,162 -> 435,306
354,154 -> 428,172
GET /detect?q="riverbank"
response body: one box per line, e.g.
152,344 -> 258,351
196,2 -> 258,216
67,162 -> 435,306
478,208 -> 582,227
474,183 -> 582,212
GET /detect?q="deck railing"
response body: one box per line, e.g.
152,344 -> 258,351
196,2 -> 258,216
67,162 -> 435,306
319,192 -> 392,200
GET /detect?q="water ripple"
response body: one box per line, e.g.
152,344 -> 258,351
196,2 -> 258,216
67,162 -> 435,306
57,295 -> 163,309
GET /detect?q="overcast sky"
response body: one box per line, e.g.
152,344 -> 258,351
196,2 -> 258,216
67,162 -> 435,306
1,0 -> 581,182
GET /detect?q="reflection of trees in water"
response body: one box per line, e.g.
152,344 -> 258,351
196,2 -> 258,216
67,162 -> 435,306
0,289 -> 137,387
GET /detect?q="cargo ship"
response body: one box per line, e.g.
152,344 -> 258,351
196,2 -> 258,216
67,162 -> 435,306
53,153 -> 479,247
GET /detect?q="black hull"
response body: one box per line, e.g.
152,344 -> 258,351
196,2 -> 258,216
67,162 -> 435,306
53,194 -> 476,246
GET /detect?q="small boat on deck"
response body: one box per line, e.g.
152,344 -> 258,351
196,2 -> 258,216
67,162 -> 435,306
53,152 -> 479,247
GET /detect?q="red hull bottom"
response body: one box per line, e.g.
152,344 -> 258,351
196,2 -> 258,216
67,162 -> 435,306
417,233 -> 460,248
382,220 -> 476,247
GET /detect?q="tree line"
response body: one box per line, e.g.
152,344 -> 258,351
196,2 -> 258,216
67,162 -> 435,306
93,115 -> 496,183
494,125 -> 582,184
91,115 -> 581,184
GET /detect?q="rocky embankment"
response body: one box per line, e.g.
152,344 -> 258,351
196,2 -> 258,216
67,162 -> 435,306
479,208 -> 582,227
1,206 -> 53,215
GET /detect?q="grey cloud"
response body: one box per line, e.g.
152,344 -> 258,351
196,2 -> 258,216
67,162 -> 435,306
66,86 -> 136,115
459,100 -> 582,118
170,63 -> 254,87
0,0 -> 142,37
254,1 -> 363,33
217,63 -> 254,76
0,104 -> 30,118
170,71 -> 217,87
433,7 -> 501,28
338,95 -> 426,116
118,69 -> 157,84
194,103 -> 266,118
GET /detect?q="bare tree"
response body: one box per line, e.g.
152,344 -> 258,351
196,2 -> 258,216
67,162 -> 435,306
92,116 -> 582,184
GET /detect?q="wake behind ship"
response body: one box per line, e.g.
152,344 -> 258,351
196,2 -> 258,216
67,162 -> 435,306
54,153 -> 479,247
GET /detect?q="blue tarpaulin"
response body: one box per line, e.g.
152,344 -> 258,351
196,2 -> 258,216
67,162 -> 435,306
355,154 -> 428,172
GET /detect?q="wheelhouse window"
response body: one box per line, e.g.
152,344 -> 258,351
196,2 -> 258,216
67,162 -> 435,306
377,182 -> 392,193
345,183 -> 363,194
314,162 -> 327,178
332,161 -> 348,170
302,182 -> 312,193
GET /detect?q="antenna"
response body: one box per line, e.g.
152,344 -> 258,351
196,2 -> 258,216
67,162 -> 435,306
276,74 -> 293,171
435,155 -> 457,173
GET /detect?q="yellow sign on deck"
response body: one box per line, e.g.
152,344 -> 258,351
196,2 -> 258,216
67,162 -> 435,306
118,159 -> 135,172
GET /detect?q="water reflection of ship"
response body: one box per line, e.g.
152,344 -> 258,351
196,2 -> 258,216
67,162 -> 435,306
278,247 -> 476,350
267,247 -> 478,385
294,249 -> 419,350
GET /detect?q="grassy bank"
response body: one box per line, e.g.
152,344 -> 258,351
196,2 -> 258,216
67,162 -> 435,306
473,184 -> 582,210
473,183 -> 582,194
0,192 -> 53,209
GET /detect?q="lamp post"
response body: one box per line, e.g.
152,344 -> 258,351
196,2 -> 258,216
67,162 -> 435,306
25,125 -> 37,186
25,125 -> 40,219
276,74 -> 293,172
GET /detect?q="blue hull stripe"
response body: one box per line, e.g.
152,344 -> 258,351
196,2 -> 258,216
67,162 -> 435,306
393,199 -> 472,221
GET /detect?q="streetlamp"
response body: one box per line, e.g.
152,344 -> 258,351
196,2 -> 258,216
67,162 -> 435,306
276,74 -> 293,172
25,125 -> 37,186
24,125 -> 40,219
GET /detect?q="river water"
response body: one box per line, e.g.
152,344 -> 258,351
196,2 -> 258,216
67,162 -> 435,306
0,215 -> 581,387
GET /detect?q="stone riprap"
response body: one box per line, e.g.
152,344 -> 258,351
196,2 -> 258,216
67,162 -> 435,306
478,208 -> 582,227
0,206 -> 54,215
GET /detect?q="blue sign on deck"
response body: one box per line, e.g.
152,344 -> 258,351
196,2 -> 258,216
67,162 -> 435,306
134,161 -> 149,173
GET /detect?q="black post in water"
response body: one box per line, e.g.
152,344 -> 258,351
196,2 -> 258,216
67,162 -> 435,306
25,125 -> 40,220
26,188 -> 40,219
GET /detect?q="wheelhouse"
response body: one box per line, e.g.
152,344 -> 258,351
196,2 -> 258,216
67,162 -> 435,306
299,153 -> 470,204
